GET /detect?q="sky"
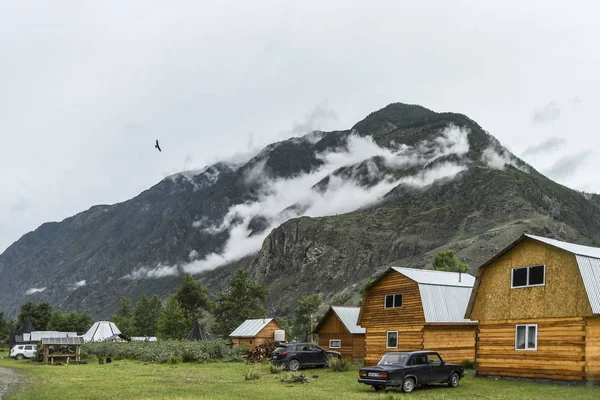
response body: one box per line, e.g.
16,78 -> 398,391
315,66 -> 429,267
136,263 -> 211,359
1,0 -> 599,253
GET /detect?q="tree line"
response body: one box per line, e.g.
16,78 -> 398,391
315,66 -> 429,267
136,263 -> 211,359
1,249 -> 468,343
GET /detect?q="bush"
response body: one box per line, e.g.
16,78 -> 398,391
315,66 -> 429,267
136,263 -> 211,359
461,359 -> 476,369
80,339 -> 243,364
327,356 -> 350,372
245,368 -> 261,380
269,364 -> 285,374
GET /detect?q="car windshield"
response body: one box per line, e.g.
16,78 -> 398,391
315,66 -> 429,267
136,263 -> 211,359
378,353 -> 410,366
274,346 -> 288,353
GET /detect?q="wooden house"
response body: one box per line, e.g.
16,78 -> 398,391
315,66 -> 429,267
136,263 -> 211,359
359,267 -> 477,366
229,318 -> 286,348
466,234 -> 600,383
314,306 -> 366,361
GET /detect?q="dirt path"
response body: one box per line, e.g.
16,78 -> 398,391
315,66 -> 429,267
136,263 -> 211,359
0,367 -> 26,399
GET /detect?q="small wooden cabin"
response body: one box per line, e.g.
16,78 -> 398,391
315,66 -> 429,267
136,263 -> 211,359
229,318 -> 286,348
359,267 -> 477,366
314,306 -> 366,361
466,234 -> 600,383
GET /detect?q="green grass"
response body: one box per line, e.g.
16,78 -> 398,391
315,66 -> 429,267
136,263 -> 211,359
1,351 -> 599,399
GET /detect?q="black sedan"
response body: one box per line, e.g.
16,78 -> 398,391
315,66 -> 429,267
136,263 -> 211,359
358,351 -> 464,393
271,343 -> 341,371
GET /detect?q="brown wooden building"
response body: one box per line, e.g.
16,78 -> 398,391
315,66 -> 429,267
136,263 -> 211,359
314,306 -> 366,361
229,318 -> 286,348
466,234 -> 600,383
359,267 -> 477,366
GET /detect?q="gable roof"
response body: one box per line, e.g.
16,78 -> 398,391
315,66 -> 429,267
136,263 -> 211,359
314,306 -> 366,335
229,318 -> 276,338
360,267 -> 475,324
468,233 -> 600,316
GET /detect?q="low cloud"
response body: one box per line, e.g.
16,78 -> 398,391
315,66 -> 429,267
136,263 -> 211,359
26,287 -> 46,295
545,150 -> 593,180
291,101 -> 338,136
521,137 -> 567,157
74,280 -> 86,288
129,125 -> 471,279
532,101 -> 561,124
10,195 -> 31,213
481,146 -> 529,173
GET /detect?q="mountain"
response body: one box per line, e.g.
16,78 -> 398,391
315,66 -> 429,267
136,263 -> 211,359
2,103 -> 600,320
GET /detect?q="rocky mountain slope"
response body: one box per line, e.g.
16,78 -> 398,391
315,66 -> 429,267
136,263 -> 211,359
2,103 -> 600,319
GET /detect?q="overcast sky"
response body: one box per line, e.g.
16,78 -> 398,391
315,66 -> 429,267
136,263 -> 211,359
1,0 -> 599,253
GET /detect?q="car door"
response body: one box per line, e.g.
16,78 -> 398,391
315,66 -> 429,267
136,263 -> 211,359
23,345 -> 34,358
409,354 -> 430,384
427,353 -> 447,382
305,344 -> 324,365
310,344 -> 328,366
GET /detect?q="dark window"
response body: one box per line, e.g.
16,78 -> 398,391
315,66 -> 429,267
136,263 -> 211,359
427,353 -> 442,366
387,331 -> 398,348
385,294 -> 403,308
329,340 -> 341,348
24,346 -> 32,350
411,355 -> 427,365
512,265 -> 545,288
516,325 -> 537,350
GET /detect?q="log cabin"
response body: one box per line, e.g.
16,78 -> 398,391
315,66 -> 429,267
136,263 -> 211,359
314,306 -> 366,361
466,234 -> 600,383
359,267 -> 477,366
229,318 -> 286,348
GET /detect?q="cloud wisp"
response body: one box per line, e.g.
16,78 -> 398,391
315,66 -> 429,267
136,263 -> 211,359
25,287 -> 47,295
531,101 -> 561,124
545,150 -> 593,180
125,125 -> 471,279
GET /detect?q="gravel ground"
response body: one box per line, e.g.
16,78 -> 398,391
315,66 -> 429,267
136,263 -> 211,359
0,367 -> 25,399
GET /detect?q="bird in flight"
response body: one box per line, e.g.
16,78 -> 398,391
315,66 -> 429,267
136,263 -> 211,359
155,140 -> 162,152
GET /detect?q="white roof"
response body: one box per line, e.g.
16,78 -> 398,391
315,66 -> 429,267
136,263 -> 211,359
229,318 -> 274,338
331,307 -> 366,334
525,234 -> 600,258
83,321 -> 122,342
392,267 -> 475,323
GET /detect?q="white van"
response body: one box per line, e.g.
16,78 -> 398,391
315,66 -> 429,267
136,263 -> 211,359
10,344 -> 37,360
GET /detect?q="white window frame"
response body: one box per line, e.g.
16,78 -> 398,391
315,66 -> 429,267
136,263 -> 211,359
386,331 -> 398,349
329,339 -> 341,349
515,324 -> 538,351
384,294 -> 403,309
511,265 -> 546,289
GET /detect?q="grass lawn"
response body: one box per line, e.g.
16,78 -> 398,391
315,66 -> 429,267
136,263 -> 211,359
1,351 -> 599,400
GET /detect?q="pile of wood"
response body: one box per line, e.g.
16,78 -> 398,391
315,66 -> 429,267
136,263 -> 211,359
281,373 -> 310,384
243,341 -> 280,362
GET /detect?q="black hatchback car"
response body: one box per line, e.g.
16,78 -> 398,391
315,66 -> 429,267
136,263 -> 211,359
271,343 -> 341,371
358,351 -> 464,393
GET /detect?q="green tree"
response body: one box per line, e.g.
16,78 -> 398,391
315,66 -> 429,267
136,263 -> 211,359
212,269 -> 269,336
175,274 -> 211,324
157,296 -> 189,339
0,311 -> 8,341
293,294 -> 322,342
131,295 -> 162,336
47,311 -> 93,334
431,249 -> 470,273
17,302 -> 53,330
110,297 -> 133,335
330,293 -> 352,306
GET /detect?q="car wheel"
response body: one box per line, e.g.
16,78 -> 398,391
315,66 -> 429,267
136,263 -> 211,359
15,354 -> 24,360
287,359 -> 301,371
448,372 -> 460,388
402,377 -> 415,393
373,385 -> 385,392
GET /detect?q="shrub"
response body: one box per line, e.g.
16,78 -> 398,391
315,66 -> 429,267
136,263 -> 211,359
269,364 -> 285,374
245,368 -> 261,380
461,359 -> 476,369
327,356 -> 350,372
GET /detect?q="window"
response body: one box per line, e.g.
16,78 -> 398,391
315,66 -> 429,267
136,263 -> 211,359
515,324 -> 537,350
410,355 -> 427,365
427,353 -> 443,366
385,294 -> 403,308
512,265 -> 545,288
329,339 -> 341,349
24,346 -> 33,350
386,331 -> 398,348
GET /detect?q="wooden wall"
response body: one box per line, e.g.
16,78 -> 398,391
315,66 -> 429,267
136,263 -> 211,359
476,317 -> 587,381
316,309 -> 365,361
360,271 -> 426,366
469,239 -> 593,321
586,317 -> 600,382
231,320 -> 286,349
423,325 -> 476,364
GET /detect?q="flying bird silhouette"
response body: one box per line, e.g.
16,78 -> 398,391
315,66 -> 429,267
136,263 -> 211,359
155,140 -> 161,152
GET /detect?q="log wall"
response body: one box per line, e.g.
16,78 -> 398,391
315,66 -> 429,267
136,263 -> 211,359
586,316 -> 600,382
423,325 -> 476,364
231,320 -> 286,349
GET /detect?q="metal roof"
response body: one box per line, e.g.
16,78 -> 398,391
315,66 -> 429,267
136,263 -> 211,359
41,336 -> 85,345
418,284 -> 474,323
331,307 -> 366,334
229,318 -> 274,338
392,267 -> 475,287
525,234 -> 600,258
83,321 -> 122,342
576,255 -> 600,314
